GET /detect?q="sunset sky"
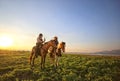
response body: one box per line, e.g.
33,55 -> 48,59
0,0 -> 120,52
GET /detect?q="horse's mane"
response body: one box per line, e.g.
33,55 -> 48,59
43,40 -> 54,45
57,42 -> 66,48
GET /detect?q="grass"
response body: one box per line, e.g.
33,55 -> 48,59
0,51 -> 120,81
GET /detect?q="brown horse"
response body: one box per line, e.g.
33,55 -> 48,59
29,40 -> 56,69
49,42 -> 66,67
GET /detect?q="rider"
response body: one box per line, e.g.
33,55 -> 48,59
53,36 -> 59,46
48,36 -> 59,57
35,33 -> 45,57
53,36 -> 62,56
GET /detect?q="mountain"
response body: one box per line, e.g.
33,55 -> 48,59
94,49 -> 120,55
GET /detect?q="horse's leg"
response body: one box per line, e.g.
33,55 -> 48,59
54,55 -> 58,68
29,50 -> 34,65
29,53 -> 32,65
55,56 -> 58,67
32,55 -> 36,67
43,54 -> 46,68
56,56 -> 60,67
53,51 -> 57,68
40,56 -> 43,69
40,51 -> 43,69
50,53 -> 56,68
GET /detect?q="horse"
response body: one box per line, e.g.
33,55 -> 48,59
29,40 -> 56,69
48,42 -> 66,68
55,42 -> 66,67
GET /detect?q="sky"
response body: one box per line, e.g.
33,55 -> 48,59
0,0 -> 120,52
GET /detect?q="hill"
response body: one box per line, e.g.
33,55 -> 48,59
94,49 -> 120,55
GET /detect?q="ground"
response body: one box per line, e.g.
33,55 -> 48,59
0,51 -> 120,81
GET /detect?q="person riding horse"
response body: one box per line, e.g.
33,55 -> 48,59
35,33 -> 45,57
53,36 -> 59,46
48,36 -> 59,57
30,35 -> 65,68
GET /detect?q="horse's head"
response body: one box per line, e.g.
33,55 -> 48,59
59,42 -> 66,52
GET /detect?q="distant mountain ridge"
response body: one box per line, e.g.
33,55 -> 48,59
65,49 -> 120,56
94,49 -> 120,55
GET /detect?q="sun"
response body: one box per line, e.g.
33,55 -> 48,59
0,35 -> 13,47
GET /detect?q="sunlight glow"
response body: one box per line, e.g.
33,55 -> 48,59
0,36 -> 13,47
